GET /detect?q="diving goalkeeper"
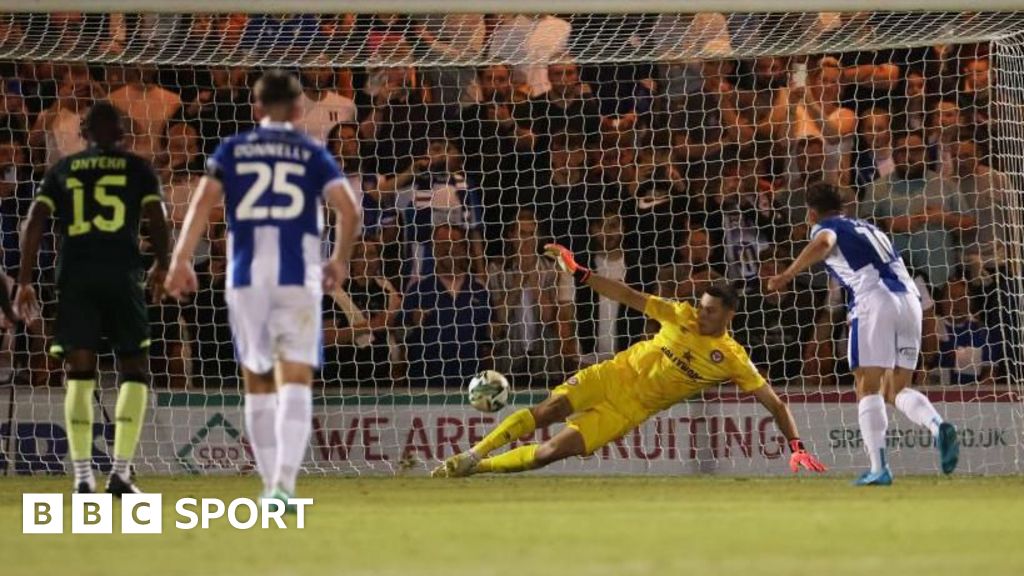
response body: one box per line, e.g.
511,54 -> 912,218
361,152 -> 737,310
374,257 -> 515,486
432,244 -> 827,477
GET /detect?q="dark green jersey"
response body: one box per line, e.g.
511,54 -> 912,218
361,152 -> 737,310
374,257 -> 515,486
36,146 -> 162,281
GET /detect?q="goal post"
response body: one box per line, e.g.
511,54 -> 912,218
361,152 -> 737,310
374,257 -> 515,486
0,5 -> 1022,476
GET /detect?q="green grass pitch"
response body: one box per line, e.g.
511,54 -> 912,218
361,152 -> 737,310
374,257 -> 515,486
2,475 -> 1023,576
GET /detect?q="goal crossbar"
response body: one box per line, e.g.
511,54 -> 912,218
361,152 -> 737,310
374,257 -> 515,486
8,0 -> 1024,15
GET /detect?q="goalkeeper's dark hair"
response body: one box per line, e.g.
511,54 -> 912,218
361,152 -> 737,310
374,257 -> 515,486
805,182 -> 844,215
254,70 -> 303,108
81,101 -> 124,149
704,282 -> 739,311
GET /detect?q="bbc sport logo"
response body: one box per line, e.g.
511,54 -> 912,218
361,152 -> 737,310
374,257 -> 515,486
22,493 -> 313,534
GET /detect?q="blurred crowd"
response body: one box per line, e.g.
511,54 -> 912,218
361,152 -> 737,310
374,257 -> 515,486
0,12 -> 1017,390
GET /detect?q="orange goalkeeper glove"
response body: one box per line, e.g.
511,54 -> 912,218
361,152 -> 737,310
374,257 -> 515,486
543,243 -> 592,283
788,439 -> 827,473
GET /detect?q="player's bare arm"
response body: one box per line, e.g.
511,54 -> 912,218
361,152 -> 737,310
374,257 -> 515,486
766,231 -> 836,292
544,243 -> 648,312
14,199 -> 52,320
750,384 -> 827,473
323,178 -> 361,292
165,175 -> 224,300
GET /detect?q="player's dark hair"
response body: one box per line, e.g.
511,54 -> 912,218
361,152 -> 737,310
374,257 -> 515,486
704,282 -> 739,311
80,101 -> 124,149
254,69 -> 302,108
805,182 -> 843,215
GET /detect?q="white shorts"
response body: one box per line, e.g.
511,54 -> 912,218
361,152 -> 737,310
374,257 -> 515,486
849,290 -> 922,371
226,286 -> 322,374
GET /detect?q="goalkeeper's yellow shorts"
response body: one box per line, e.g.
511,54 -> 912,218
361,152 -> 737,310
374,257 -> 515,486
551,357 -> 655,455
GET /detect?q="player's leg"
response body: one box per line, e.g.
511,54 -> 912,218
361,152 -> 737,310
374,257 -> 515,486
472,363 -> 619,460
886,368 -> 940,436
433,362 -> 619,477
104,276 -> 154,496
850,308 -> 895,485
106,351 -> 149,496
64,349 -> 99,493
243,367 -> 278,494
53,280 -> 102,492
854,366 -> 891,484
885,295 -> 959,473
887,366 -> 959,474
269,360 -> 314,500
475,403 -> 635,474
430,394 -> 573,477
226,287 -> 278,495
476,425 -> 587,474
265,287 -> 320,501
474,394 -> 573,458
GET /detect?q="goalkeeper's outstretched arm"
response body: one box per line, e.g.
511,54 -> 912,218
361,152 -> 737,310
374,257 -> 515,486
543,243 -> 649,313
751,384 -> 827,473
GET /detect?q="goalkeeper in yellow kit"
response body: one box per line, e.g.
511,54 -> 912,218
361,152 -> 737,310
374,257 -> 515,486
432,244 -> 827,477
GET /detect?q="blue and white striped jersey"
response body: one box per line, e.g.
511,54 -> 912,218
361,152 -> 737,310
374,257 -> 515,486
811,215 -> 919,309
207,119 -> 346,289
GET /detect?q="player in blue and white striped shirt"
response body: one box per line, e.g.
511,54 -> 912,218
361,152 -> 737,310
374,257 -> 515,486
768,183 -> 958,485
165,71 -> 360,505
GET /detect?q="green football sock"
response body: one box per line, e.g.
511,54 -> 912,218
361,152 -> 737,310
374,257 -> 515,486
114,382 -> 148,462
65,379 -> 95,461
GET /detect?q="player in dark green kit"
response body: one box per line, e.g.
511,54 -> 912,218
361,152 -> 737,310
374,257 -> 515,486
15,102 -> 170,495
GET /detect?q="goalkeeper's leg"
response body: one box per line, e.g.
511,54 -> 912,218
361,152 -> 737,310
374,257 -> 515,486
431,395 -> 573,477
475,395 -> 573,457
475,427 -> 586,474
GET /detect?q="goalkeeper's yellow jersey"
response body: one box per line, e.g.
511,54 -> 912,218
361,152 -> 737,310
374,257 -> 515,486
614,296 -> 767,413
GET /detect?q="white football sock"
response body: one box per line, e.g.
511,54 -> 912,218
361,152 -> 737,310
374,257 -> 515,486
73,460 -> 95,491
111,458 -> 131,481
244,392 -> 278,493
894,388 -> 943,437
858,394 -> 889,473
273,384 -> 313,494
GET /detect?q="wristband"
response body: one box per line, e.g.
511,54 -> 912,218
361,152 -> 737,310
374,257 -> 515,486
573,267 -> 592,284
789,438 -> 805,453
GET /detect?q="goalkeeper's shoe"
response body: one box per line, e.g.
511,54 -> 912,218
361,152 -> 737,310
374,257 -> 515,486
854,467 -> 893,486
430,451 -> 479,478
74,481 -> 93,494
937,422 -> 960,475
105,473 -> 142,498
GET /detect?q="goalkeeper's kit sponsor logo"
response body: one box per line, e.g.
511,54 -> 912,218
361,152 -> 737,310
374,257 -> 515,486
659,346 -> 709,382
21,494 -> 312,534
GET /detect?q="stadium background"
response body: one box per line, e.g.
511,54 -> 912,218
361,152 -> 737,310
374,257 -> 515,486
0,9 -> 1021,477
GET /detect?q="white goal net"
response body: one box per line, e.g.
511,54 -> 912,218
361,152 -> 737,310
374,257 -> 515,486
1,9 -> 1022,476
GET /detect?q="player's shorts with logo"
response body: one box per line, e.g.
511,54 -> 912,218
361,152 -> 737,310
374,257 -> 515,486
552,354 -> 656,455
849,290 -> 922,370
52,271 -> 150,356
226,286 -> 322,373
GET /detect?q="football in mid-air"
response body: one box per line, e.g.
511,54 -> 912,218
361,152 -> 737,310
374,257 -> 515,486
467,370 -> 510,413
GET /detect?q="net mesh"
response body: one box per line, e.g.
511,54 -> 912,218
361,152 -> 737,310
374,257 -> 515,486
0,11 -> 1022,476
